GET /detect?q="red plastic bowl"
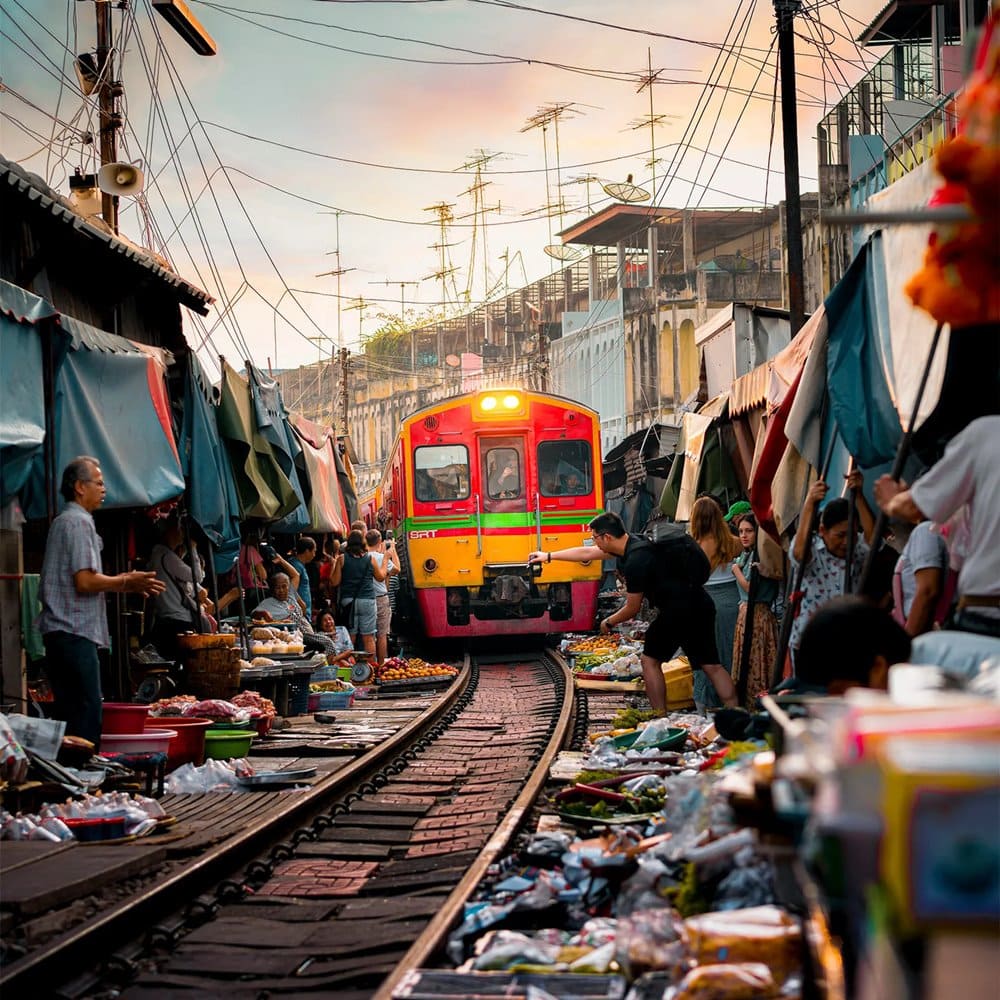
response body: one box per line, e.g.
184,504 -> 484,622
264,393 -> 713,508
99,728 -> 177,755
102,702 -> 151,735
148,716 -> 213,770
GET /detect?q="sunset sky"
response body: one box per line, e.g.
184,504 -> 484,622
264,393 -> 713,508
1,0 -> 883,376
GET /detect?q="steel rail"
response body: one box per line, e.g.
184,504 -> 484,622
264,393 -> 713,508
0,657 -> 473,995
374,649 -> 574,999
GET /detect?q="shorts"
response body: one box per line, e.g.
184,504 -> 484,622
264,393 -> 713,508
375,594 -> 391,637
643,590 -> 719,670
350,597 -> 377,637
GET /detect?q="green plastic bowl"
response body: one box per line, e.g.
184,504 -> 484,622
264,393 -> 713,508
610,727 -> 687,752
203,728 -> 254,760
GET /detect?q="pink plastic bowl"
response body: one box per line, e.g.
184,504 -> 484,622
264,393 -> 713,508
101,702 -> 151,735
99,728 -> 177,755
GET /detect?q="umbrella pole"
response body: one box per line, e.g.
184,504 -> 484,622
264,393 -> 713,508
843,457 -> 857,595
857,322 -> 944,594
736,563 -> 759,707
771,429 -> 839,688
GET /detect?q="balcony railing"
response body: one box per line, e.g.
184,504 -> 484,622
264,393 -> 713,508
818,42 -> 936,168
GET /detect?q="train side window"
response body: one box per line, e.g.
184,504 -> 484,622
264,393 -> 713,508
538,441 -> 593,497
414,445 -> 470,501
486,448 -> 522,500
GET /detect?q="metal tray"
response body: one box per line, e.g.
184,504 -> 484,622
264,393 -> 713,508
236,766 -> 318,787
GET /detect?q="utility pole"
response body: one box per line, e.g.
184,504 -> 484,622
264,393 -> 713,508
338,347 -> 351,438
95,0 -> 120,233
775,0 -> 806,335
537,307 -> 549,393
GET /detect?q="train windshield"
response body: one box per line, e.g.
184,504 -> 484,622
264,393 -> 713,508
414,445 -> 470,501
481,438 -> 527,512
538,440 -> 593,497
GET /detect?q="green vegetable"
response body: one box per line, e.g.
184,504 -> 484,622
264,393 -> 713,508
664,861 -> 710,917
612,707 -> 660,730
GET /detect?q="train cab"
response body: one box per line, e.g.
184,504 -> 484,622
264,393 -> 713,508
381,389 -> 604,639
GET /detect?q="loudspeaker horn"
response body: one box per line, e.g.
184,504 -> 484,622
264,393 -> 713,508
98,162 -> 144,197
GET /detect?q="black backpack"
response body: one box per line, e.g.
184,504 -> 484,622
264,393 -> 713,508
640,522 -> 711,590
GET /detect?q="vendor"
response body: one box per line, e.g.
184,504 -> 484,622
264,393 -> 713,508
777,596 -> 912,696
317,611 -> 356,664
253,572 -> 336,656
147,516 -> 210,661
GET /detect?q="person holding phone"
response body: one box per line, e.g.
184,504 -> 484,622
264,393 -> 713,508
366,529 -> 398,665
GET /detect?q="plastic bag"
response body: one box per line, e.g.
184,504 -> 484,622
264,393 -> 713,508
668,962 -> 776,1000
614,908 -> 687,981
683,906 -> 801,984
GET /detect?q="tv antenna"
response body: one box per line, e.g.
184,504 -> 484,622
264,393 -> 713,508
633,48 -> 676,201
457,150 -> 503,311
564,173 -> 600,215
423,202 -> 461,310
521,103 -> 585,263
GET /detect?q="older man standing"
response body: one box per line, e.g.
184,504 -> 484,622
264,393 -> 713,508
37,457 -> 164,748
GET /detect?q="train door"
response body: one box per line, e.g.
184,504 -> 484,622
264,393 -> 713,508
480,437 -> 527,513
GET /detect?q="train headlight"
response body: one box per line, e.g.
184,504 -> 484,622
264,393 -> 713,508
423,558 -> 438,573
479,395 -> 498,412
502,393 -> 520,410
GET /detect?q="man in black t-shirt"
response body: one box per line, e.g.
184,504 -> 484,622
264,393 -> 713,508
529,511 -> 737,712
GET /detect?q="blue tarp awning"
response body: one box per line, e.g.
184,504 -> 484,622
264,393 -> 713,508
0,279 -> 186,515
180,354 -> 242,570
0,281 -> 54,506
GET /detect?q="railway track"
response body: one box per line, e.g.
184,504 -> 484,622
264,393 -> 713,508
10,650 -> 577,999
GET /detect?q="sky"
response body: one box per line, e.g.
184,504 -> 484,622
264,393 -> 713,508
1,0 -> 883,379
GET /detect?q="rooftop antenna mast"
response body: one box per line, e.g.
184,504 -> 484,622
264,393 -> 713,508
423,201 -> 460,310
634,49 -> 678,201
318,211 -> 355,354
522,103 -> 584,262
457,149 -> 503,313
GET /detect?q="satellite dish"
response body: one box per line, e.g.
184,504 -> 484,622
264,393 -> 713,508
445,354 -> 461,368
602,181 -> 650,203
98,162 -> 144,196
544,244 -> 583,262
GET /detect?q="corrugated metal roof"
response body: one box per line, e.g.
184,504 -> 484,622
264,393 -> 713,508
0,154 -> 213,315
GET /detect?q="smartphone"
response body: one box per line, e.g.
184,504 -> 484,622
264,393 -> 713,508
384,529 -> 394,540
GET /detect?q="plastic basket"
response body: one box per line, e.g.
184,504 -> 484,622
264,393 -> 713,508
308,691 -> 355,711
287,675 -> 312,716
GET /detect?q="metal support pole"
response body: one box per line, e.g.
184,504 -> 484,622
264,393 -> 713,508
775,0 -> 804,335
858,322 -> 945,594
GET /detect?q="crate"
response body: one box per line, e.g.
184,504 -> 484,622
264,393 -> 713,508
184,647 -> 241,701
308,691 -> 355,711
287,675 -> 312,716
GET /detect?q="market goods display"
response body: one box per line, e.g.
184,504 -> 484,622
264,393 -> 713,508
377,656 -> 459,683
249,627 -> 305,656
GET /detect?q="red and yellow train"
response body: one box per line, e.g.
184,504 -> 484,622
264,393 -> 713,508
375,389 -> 604,639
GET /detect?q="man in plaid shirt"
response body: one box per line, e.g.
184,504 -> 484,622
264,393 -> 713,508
37,457 -> 164,748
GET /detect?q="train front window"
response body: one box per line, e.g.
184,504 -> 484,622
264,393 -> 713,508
538,441 -> 593,497
485,447 -> 522,500
414,445 -> 470,501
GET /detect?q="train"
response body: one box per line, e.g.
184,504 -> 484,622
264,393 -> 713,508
372,388 -> 605,639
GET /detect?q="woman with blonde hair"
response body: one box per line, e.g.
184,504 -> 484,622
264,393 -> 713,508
689,496 -> 743,710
